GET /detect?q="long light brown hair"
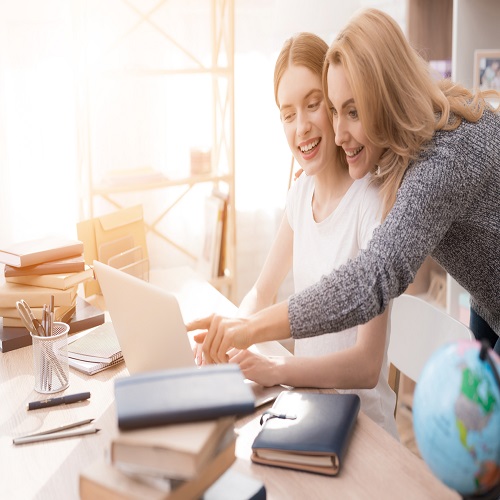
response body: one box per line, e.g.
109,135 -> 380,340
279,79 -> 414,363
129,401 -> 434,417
323,8 -> 499,218
274,32 -> 329,108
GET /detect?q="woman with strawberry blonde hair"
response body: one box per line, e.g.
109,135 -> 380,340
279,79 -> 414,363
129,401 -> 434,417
188,9 -> 500,363
196,32 -> 398,437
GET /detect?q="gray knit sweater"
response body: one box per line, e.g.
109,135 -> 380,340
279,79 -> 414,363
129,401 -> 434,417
289,109 -> 500,338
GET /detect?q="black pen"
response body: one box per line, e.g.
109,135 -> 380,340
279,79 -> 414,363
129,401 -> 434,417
27,391 -> 91,411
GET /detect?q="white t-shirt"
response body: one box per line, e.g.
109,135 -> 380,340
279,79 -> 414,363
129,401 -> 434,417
286,173 -> 398,439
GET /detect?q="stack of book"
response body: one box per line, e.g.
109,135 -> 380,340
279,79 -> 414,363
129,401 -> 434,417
80,417 -> 238,499
80,365 -> 261,499
111,417 -> 235,478
0,237 -> 104,352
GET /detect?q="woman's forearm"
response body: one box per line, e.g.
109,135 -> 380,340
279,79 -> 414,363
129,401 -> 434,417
249,300 -> 291,344
276,348 -> 380,389
238,287 -> 276,318
288,160 -> 459,339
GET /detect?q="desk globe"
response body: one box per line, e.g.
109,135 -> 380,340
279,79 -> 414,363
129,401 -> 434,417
413,339 -> 500,498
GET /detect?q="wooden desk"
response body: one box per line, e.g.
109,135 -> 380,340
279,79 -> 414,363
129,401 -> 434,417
1,267 -> 459,500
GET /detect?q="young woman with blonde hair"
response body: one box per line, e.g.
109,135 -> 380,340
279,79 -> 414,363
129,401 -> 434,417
189,9 -> 500,362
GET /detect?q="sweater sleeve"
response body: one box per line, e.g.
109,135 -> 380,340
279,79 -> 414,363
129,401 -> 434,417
288,142 -> 476,339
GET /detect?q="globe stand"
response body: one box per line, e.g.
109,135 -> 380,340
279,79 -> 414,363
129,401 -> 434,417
462,482 -> 500,500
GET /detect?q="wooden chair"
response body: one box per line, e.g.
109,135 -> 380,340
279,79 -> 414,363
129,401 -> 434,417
388,293 -> 474,417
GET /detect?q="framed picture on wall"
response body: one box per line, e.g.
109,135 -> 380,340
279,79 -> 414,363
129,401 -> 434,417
473,49 -> 500,91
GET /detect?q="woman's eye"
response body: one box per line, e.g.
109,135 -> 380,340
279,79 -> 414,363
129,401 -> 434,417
330,107 -> 337,116
282,113 -> 295,123
348,108 -> 358,119
308,101 -> 321,110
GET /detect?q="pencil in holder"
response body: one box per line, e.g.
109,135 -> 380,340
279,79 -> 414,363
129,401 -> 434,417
31,322 -> 70,394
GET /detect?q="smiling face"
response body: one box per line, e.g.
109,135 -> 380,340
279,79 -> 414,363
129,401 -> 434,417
277,64 -> 337,177
327,63 -> 384,180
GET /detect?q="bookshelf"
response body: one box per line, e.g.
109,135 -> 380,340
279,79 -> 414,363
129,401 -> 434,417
405,0 -> 452,314
449,0 -> 499,321
76,0 -> 236,299
406,0 -> 499,323
398,0 -> 499,410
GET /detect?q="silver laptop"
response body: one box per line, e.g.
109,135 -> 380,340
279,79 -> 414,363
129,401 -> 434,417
93,260 -> 284,406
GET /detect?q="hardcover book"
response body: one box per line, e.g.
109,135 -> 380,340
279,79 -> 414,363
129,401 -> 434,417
0,237 -> 83,268
0,318 -> 33,352
79,434 -> 236,500
111,417 -> 235,480
114,364 -> 255,430
0,296 -> 104,352
5,265 -> 94,290
0,303 -> 76,327
67,296 -> 105,334
197,195 -> 224,280
251,391 -> 360,476
3,255 -> 86,277
0,281 -> 78,308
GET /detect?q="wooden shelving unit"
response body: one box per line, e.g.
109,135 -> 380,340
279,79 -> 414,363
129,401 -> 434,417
76,0 -> 236,299
406,0 -> 499,323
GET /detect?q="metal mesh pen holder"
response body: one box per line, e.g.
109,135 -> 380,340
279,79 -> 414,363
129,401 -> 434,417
31,322 -> 70,394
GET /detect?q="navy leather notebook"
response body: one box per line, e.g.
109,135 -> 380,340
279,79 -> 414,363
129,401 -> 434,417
115,364 -> 255,430
251,391 -> 360,476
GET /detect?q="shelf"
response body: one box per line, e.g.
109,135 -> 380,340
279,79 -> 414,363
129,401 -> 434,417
405,0 -> 499,323
93,173 -> 232,195
77,0 -> 237,300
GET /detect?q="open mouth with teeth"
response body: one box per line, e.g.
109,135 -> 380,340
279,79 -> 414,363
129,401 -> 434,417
299,138 -> 320,154
345,146 -> 364,158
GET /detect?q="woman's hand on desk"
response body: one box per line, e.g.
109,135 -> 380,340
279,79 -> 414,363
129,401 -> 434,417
186,314 -> 253,364
228,348 -> 283,387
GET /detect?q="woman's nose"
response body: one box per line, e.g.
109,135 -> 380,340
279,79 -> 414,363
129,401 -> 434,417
334,117 -> 346,146
297,112 -> 311,137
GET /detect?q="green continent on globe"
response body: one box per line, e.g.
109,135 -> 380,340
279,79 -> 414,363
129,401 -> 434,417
414,340 -> 500,496
455,364 -> 496,450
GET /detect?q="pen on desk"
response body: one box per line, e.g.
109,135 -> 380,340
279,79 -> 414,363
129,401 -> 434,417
13,426 -> 100,445
27,391 -> 91,411
19,418 -> 95,438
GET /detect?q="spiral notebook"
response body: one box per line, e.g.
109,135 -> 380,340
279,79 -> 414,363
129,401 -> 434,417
68,355 -> 124,375
67,322 -> 122,364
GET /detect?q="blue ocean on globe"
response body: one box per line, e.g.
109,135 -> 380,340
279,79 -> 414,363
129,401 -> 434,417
413,339 -> 500,496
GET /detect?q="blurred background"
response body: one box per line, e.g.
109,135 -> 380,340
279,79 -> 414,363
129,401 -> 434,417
0,0 -> 496,306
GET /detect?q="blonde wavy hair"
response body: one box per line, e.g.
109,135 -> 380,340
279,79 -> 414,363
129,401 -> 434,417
323,8 -> 500,218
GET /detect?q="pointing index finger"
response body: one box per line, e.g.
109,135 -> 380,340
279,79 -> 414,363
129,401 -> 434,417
185,314 -> 214,332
